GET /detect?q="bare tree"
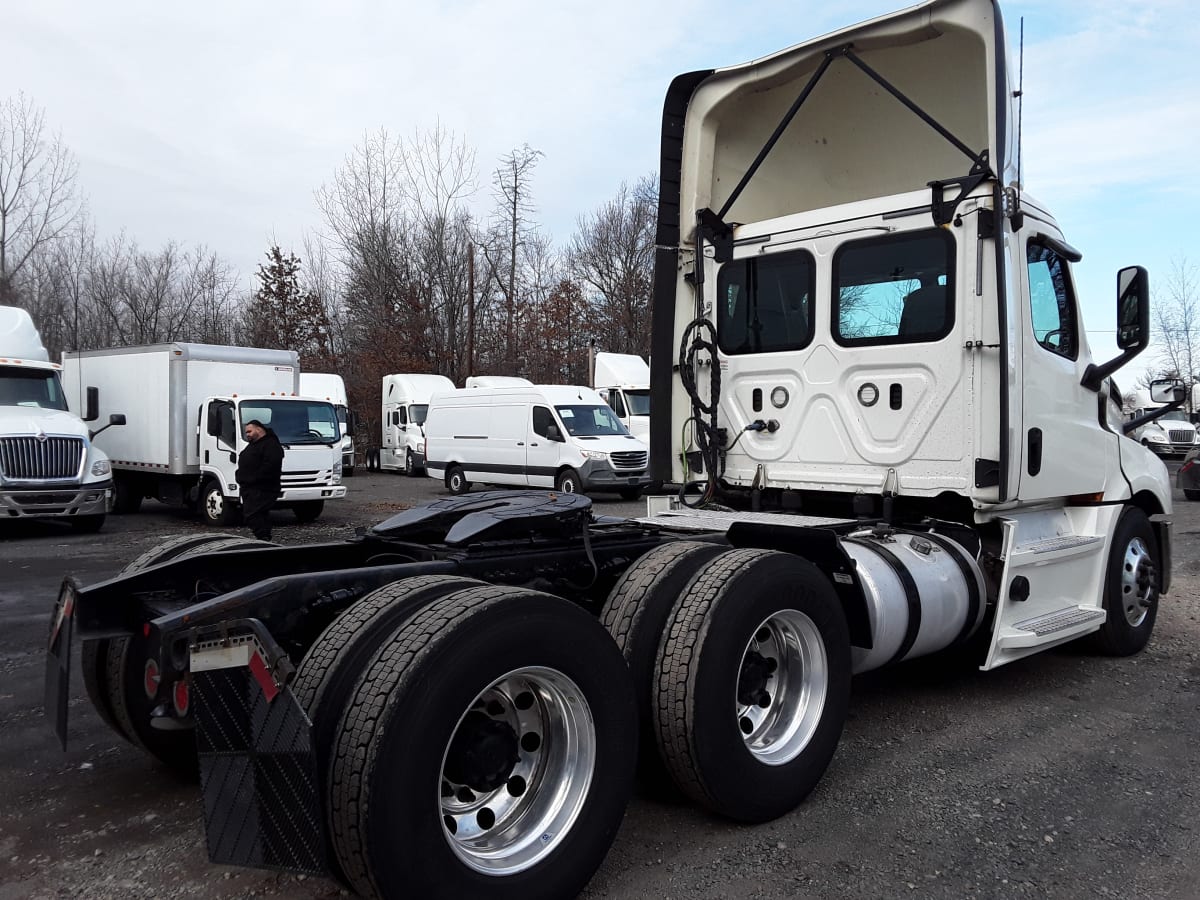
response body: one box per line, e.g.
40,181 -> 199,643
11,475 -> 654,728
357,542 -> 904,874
1153,258 -> 1200,413
568,175 -> 657,357
0,93 -> 82,305
481,145 -> 543,370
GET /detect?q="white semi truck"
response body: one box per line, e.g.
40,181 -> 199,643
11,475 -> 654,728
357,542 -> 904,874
376,373 -> 456,475
62,343 -> 346,525
592,351 -> 651,443
300,372 -> 357,476
46,1 -> 1174,897
0,306 -> 121,531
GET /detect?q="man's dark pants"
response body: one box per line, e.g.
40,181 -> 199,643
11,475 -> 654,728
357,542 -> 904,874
242,490 -> 275,542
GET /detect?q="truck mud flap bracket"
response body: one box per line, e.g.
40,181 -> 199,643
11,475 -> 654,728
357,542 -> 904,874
192,638 -> 327,876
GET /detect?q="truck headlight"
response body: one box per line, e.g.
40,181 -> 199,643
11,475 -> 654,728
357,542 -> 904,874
417,441 -> 425,453
332,459 -> 343,484
581,450 -> 609,460
91,459 -> 111,476
1146,432 -> 1166,443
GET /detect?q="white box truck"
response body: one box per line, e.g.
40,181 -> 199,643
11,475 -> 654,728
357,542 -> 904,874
464,375 -> 532,388
424,384 -> 651,497
0,306 -> 121,531
62,343 -> 346,525
299,372 -> 357,476
592,351 -> 651,443
377,373 -> 455,475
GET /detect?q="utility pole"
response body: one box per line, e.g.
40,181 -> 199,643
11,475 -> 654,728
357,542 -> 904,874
467,243 -> 475,379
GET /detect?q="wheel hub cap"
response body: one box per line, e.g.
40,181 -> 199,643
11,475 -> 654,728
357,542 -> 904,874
1121,537 -> 1156,627
444,711 -> 520,792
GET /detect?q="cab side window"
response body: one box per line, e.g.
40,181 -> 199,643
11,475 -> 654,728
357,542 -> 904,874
1027,241 -> 1079,360
532,406 -> 555,439
607,390 -> 626,418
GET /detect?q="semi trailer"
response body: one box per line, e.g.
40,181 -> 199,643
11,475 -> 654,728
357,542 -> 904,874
46,1 -> 1173,898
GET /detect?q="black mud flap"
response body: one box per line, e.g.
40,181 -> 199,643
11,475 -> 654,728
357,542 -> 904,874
44,577 -> 79,751
192,667 -> 328,876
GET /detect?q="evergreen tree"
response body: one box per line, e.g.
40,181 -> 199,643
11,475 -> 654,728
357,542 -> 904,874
245,245 -> 333,367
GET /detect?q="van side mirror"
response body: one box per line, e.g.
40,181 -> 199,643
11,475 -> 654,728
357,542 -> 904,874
84,386 -> 99,422
546,424 -> 564,442
109,413 -> 126,427
1081,265 -> 1150,391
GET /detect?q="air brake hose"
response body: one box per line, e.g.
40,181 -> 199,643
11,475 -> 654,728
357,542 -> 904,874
678,317 -> 722,507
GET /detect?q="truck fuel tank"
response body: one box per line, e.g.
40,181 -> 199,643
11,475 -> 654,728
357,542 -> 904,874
842,529 -> 986,674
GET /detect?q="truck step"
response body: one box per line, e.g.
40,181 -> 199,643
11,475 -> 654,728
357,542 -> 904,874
1009,534 -> 1103,563
997,606 -> 1106,649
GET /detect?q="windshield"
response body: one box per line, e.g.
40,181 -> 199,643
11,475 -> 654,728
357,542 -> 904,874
0,367 -> 69,411
410,404 -> 429,425
1159,410 -> 1190,422
624,390 -> 651,417
554,404 -> 629,437
239,399 -> 341,444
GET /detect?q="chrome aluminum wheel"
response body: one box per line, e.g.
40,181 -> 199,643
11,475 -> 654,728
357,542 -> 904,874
736,610 -> 828,767
1121,536 -> 1156,627
205,489 -> 223,521
440,666 -> 595,875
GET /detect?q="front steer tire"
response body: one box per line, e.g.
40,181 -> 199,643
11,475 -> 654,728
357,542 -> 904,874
654,548 -> 851,823
328,584 -> 637,900
1090,506 -> 1161,656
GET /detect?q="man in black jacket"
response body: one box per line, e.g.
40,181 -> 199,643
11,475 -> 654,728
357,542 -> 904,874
236,419 -> 284,541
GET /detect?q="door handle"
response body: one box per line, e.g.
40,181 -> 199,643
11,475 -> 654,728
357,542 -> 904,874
517,441 -> 525,446
530,442 -> 538,447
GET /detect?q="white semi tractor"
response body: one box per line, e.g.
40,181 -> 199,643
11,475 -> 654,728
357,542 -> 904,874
376,373 -> 456,475
592,351 -> 651,443
46,1 -> 1174,897
300,372 -> 357,476
0,306 -> 121,531
62,343 -> 346,525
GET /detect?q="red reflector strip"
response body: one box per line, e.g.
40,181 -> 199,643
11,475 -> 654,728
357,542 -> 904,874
248,649 -> 279,702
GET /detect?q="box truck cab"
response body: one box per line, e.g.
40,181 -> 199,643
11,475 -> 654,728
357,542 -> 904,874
593,352 -> 651,443
299,372 -> 356,475
62,343 -> 346,527
379,374 -> 456,475
425,384 -> 651,497
0,307 -> 120,531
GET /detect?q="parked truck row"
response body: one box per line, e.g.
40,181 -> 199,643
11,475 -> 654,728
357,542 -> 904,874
44,1 -> 1177,899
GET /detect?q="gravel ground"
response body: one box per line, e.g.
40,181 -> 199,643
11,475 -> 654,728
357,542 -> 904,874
1,469 -> 1198,899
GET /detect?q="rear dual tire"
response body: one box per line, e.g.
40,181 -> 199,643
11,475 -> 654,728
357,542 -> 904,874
327,585 -> 637,900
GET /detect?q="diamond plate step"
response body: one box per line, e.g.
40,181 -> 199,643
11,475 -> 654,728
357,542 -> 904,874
1010,534 -> 1104,563
997,606 -> 1106,649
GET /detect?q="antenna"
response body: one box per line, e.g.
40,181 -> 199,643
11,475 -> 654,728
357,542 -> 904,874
1016,17 -> 1025,191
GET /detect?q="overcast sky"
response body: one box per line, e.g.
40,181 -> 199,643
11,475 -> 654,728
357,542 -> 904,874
4,0 -> 1197,381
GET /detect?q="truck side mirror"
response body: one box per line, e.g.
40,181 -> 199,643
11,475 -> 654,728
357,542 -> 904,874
346,410 -> 357,433
1115,266 -> 1150,351
206,404 -> 222,436
1081,265 -> 1150,392
84,386 -> 99,423
109,414 -> 126,427
1149,378 -> 1185,404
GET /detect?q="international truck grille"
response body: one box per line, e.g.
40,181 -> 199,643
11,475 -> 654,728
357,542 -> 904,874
611,450 -> 648,470
1169,429 -> 1194,444
0,436 -> 85,481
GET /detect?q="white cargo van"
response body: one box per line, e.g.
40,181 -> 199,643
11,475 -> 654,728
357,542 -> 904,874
424,385 -> 651,497
592,352 -> 651,443
464,375 -> 533,389
379,374 -> 456,475
299,373 -> 356,475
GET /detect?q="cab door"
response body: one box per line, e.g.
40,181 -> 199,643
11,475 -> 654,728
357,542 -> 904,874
526,404 -> 561,488
1014,233 -> 1115,500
